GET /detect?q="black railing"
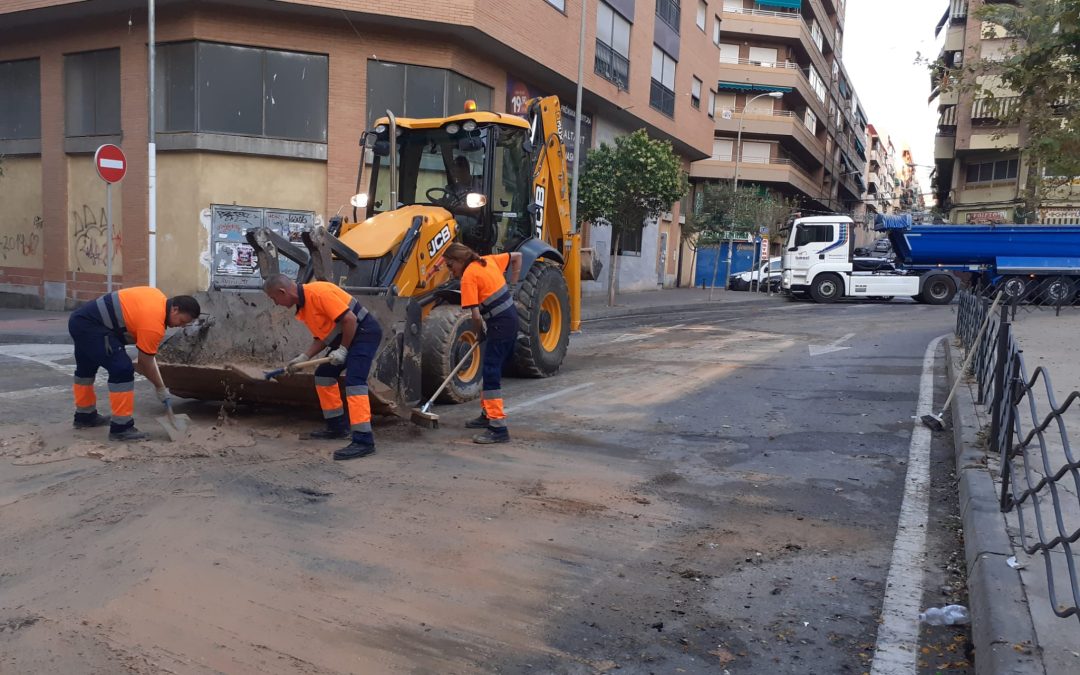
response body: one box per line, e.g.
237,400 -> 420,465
594,39 -> 630,90
650,79 -> 675,117
956,288 -> 1080,624
656,0 -> 681,32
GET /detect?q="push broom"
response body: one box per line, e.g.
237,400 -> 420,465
922,290 -> 1004,432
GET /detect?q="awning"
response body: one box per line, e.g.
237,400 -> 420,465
853,137 -> 866,160
756,0 -> 803,8
838,79 -> 850,98
717,82 -> 793,93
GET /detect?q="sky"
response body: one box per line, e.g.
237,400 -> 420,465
843,0 -> 946,203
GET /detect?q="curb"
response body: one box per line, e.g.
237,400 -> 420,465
581,295 -> 781,321
0,332 -> 72,345
946,339 -> 1045,675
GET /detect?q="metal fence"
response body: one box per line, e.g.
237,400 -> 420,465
968,275 -> 1080,317
956,289 -> 1080,623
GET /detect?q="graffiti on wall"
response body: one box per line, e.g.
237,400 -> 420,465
0,216 -> 43,264
72,205 -> 123,272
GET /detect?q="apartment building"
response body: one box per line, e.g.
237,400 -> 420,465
0,0 -> 718,309
851,123 -> 901,246
688,0 -> 867,218
931,0 -> 1080,224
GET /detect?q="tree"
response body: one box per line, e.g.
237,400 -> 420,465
952,0 -> 1080,221
576,129 -> 687,306
685,183 -> 795,295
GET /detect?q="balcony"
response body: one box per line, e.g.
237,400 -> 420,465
716,60 -> 826,117
971,96 -> 1020,123
656,0 -> 681,32
650,79 -> 676,117
594,40 -> 630,90
691,154 -> 820,198
720,6 -> 832,79
713,106 -> 825,160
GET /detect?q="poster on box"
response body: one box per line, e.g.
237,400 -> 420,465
210,204 -> 315,289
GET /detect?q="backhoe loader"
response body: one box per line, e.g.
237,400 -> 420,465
158,96 -> 600,417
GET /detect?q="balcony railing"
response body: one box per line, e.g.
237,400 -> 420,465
971,96 -> 1020,122
650,79 -> 675,117
656,0 -> 681,31
719,57 -> 801,70
594,40 -> 630,90
951,0 -> 968,19
722,5 -> 801,20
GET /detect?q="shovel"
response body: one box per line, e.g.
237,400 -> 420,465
226,356 -> 332,383
410,342 -> 481,429
156,400 -> 191,442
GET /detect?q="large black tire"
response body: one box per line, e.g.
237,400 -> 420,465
421,305 -> 483,403
513,260 -> 571,377
1040,277 -> 1076,306
923,275 -> 957,305
1000,275 -> 1029,301
809,274 -> 844,303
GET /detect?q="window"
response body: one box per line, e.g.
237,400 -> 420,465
794,224 -> 834,247
808,65 -> 826,103
366,61 -> 491,127
0,58 -> 40,140
708,90 -> 716,118
650,46 -> 677,116
595,2 -> 631,90
656,0 -> 681,33
965,158 -> 1019,184
691,77 -> 702,109
748,46 -> 777,67
712,138 -> 733,160
716,92 -> 736,114
810,20 -> 824,52
723,0 -> 743,12
156,42 -> 328,142
697,1 -> 707,30
614,226 -> 644,256
744,94 -> 774,114
740,141 -> 771,163
713,15 -> 721,44
718,43 -> 739,64
544,0 -> 566,10
803,108 -> 817,133
65,49 -> 120,136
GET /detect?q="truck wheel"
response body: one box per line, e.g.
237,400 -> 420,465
809,274 -> 843,303
1041,277 -> 1076,305
421,306 -> 483,403
1000,276 -> 1029,301
513,260 -> 571,377
924,276 -> 957,305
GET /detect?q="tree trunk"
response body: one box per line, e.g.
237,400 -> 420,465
708,240 -> 722,301
607,230 -> 621,307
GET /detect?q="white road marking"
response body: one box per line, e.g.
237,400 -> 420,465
506,382 -> 594,414
611,323 -> 685,343
0,384 -> 71,400
869,334 -> 948,675
808,332 -> 856,356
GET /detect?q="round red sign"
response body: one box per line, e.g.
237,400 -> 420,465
94,144 -> 127,184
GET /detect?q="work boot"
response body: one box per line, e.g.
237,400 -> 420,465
464,414 -> 489,429
74,412 -> 111,429
109,427 -> 150,442
307,418 -> 350,440
472,429 -> 510,444
333,441 -> 376,461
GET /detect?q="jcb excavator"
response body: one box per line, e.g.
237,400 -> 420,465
159,96 -> 599,416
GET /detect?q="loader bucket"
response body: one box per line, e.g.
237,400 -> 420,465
158,290 -> 420,417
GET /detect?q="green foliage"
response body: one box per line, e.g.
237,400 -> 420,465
576,129 -> 687,240
684,183 -> 795,248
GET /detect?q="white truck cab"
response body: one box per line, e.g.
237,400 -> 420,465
781,216 -> 957,304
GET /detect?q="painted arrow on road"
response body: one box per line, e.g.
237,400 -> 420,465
808,332 -> 856,356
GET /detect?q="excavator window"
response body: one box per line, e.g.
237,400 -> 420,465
490,127 -> 532,253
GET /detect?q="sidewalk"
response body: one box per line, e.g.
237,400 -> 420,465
949,311 -> 1080,675
0,288 -> 781,345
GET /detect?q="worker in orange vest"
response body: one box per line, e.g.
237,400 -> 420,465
443,242 -> 521,444
68,287 -> 201,441
263,273 -> 382,461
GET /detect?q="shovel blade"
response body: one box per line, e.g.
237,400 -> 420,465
157,413 -> 191,442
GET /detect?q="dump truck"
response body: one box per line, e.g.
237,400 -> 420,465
159,96 -> 599,415
781,214 -> 1080,304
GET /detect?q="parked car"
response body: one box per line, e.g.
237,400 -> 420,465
872,238 -> 892,254
730,257 -> 782,291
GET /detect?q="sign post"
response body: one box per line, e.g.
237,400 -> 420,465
94,144 -> 127,291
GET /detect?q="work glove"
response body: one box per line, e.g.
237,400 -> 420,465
285,352 -> 308,373
329,345 -> 349,366
156,387 -> 172,406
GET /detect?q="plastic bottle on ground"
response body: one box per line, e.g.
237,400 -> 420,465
918,605 -> 970,626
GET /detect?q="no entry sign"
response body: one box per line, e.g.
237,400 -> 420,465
94,144 -> 127,184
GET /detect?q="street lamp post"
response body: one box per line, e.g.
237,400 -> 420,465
725,90 -> 783,291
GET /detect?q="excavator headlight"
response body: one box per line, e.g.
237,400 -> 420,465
375,124 -> 387,134
350,193 -> 369,208
462,120 -> 477,132
464,192 -> 487,209
445,123 -> 460,135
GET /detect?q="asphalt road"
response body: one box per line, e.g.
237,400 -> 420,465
0,299 -> 968,674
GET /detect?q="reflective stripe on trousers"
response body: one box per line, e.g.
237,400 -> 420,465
108,380 -> 135,425
314,375 -> 344,419
73,375 -> 96,413
345,384 -> 372,433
